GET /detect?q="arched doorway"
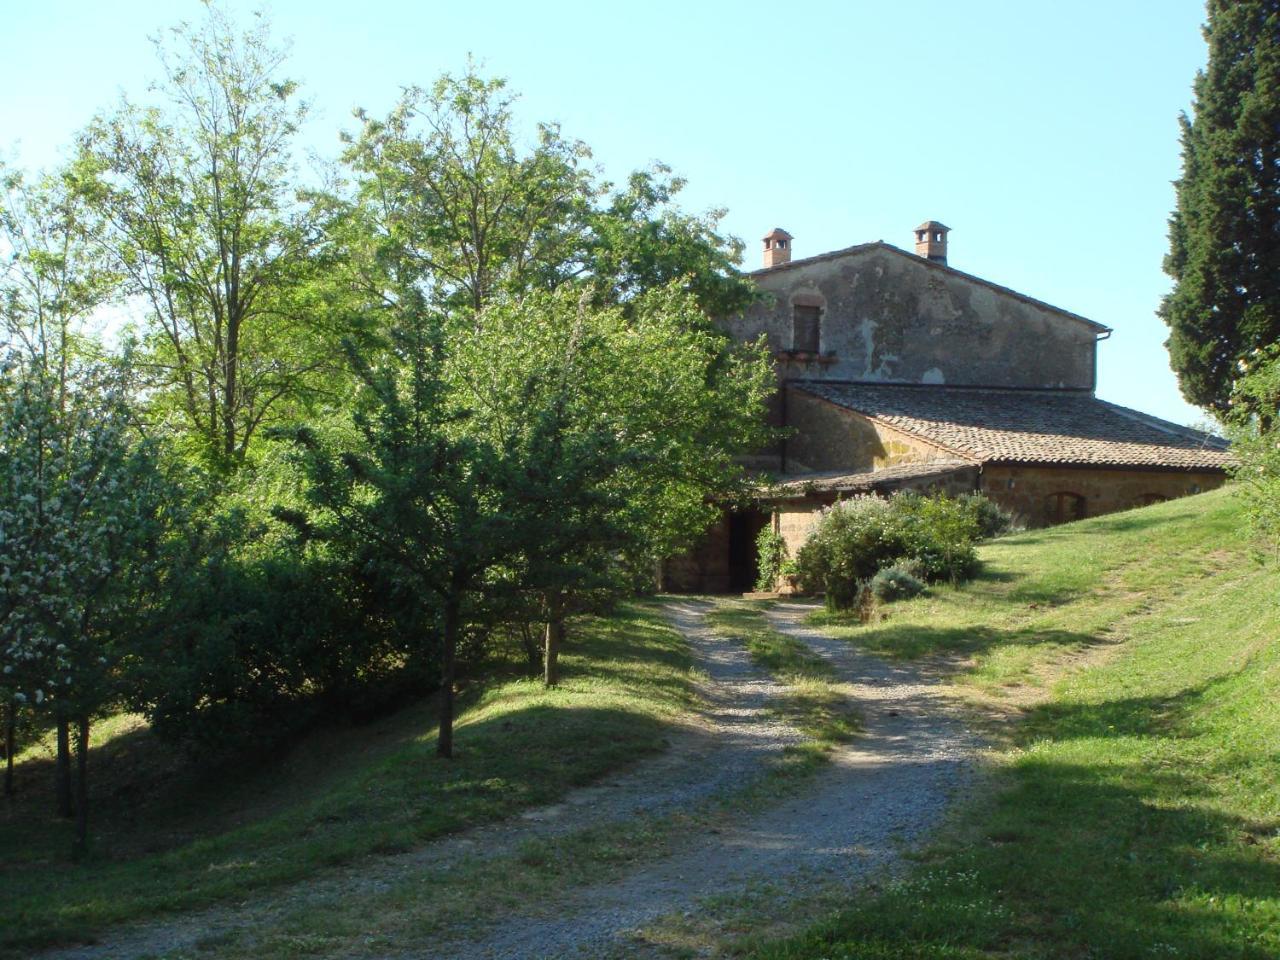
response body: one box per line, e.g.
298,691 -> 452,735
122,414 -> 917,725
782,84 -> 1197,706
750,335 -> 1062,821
1046,491 -> 1086,525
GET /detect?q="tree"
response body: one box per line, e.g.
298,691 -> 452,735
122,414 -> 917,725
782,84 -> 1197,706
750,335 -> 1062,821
0,353 -> 168,856
339,67 -> 769,688
1161,0 -> 1280,414
76,5 -> 329,469
450,287 -> 773,685
0,163 -> 117,814
343,69 -> 594,315
342,66 -> 757,320
281,304 -> 529,759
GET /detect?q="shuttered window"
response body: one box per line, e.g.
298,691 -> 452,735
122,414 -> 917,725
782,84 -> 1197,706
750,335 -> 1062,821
792,305 -> 821,353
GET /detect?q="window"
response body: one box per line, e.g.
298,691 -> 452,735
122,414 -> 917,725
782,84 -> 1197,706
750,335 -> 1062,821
792,304 -> 820,353
1046,491 -> 1086,525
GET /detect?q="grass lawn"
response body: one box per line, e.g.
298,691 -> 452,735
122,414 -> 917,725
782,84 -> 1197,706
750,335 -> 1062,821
751,487 -> 1280,960
0,605 -> 696,955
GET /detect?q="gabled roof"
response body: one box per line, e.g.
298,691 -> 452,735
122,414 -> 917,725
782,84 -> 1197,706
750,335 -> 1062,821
794,382 -> 1232,472
748,241 -> 1110,334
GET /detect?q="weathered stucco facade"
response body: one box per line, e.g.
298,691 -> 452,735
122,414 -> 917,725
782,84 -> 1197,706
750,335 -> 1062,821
783,385 -> 949,473
728,242 -> 1104,393
660,226 -> 1232,595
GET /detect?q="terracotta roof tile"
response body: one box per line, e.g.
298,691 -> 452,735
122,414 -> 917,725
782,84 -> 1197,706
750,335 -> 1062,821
795,383 -> 1232,471
766,460 -> 976,498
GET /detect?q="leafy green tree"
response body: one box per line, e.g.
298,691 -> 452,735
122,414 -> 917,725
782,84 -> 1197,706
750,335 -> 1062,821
0,165 -> 116,367
449,287 -> 773,684
281,306 -> 530,758
342,66 -> 756,320
585,165 -> 757,319
343,69 -> 594,314
1161,0 -> 1280,413
76,5 -> 329,469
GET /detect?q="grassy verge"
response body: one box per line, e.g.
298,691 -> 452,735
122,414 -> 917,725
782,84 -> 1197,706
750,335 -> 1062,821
750,488 -> 1280,959
0,606 -> 696,955
151,600 -> 872,960
705,600 -> 860,766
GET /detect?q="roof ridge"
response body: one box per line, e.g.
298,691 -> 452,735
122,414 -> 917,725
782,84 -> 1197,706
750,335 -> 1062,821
790,379 -> 1093,396
1093,398 -> 1229,449
748,241 -> 1110,334
791,381 -> 1233,470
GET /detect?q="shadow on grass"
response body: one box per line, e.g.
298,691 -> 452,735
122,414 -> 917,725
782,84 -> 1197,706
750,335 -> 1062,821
754,756 -> 1280,960
1022,680 -> 1217,744
0,606 -> 691,955
833,621 -> 1099,662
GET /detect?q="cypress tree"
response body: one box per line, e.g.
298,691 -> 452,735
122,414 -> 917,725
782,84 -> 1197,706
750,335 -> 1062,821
1160,0 -> 1280,414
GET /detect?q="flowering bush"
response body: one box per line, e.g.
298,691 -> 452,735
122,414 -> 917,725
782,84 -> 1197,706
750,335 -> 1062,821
794,491 -> 983,610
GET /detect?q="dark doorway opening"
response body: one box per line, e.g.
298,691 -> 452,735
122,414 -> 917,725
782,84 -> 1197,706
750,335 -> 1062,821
727,510 -> 770,593
1046,491 -> 1087,525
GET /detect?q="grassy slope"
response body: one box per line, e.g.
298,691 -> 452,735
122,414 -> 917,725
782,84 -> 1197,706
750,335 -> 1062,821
754,488 -> 1280,960
0,606 -> 695,954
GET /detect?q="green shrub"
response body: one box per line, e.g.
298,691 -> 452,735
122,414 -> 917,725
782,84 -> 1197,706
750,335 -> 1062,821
870,566 -> 926,602
1228,345 -> 1280,555
794,497 -> 908,609
890,491 -> 981,582
795,491 -> 983,610
754,524 -> 788,591
957,492 -> 1014,539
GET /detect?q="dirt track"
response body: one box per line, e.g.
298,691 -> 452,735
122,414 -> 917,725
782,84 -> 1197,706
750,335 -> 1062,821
40,599 -> 978,960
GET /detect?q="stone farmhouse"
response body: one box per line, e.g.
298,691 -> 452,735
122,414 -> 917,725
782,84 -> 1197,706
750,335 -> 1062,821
664,222 -> 1233,594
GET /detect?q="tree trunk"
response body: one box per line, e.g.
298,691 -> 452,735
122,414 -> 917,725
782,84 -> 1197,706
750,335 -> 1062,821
437,595 -> 460,759
543,594 -> 565,688
223,310 -> 240,463
55,712 -> 73,819
4,703 -> 14,797
73,715 -> 90,859
519,622 -> 540,677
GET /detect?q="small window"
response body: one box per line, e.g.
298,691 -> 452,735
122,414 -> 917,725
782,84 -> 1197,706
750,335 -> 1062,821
792,304 -> 820,353
1046,492 -> 1086,525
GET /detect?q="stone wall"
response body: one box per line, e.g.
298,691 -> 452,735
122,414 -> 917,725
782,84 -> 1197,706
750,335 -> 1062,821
724,244 -> 1100,391
784,385 -> 951,473
979,465 -> 1227,528
661,513 -> 731,594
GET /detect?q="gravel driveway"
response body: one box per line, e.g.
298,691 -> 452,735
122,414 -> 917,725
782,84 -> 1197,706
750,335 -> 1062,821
37,599 -> 978,960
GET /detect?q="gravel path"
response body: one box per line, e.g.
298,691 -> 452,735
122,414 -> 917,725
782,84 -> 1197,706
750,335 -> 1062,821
433,600 -> 979,960
38,600 -> 979,960
37,600 -> 802,960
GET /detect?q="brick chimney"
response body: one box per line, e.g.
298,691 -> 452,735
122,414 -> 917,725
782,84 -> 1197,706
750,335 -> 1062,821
762,227 -> 793,268
914,221 -> 950,265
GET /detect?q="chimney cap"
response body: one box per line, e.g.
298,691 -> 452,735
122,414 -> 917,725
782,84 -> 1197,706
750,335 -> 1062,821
763,227 -> 793,240
915,220 -> 950,233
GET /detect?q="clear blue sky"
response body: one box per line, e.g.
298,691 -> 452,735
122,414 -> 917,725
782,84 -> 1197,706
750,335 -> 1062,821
2,0 -> 1213,426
